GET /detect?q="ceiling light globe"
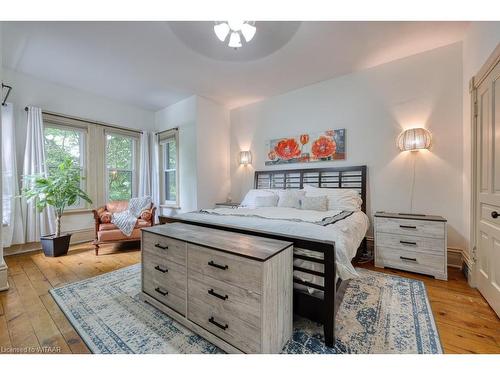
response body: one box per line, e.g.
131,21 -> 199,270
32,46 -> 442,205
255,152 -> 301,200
228,32 -> 242,48
214,22 -> 230,42
241,23 -> 256,42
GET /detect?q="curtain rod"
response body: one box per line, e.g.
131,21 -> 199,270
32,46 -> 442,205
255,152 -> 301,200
24,107 -> 144,134
155,127 -> 179,135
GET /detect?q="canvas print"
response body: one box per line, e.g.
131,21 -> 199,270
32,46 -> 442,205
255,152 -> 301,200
265,129 -> 345,165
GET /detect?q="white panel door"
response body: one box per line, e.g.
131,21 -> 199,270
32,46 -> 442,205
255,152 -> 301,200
476,60 -> 500,317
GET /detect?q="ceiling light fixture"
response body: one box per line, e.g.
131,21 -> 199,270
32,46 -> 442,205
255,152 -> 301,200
214,21 -> 256,49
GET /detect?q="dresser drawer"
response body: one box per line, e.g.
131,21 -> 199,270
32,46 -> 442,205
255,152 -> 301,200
376,233 -> 445,255
142,231 -> 187,266
188,272 -> 261,328
376,246 -> 445,275
188,244 -> 262,293
188,295 -> 261,353
143,276 -> 186,315
143,250 -> 187,293
375,217 -> 445,239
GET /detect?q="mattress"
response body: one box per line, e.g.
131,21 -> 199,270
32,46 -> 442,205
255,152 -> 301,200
176,207 -> 369,295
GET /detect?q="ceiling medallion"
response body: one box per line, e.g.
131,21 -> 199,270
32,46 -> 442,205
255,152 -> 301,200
213,21 -> 256,49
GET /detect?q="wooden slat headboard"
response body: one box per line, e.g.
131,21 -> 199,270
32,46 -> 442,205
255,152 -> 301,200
254,165 -> 367,213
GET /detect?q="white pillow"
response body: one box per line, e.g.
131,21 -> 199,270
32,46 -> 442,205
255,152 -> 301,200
300,195 -> 328,211
254,195 -> 279,208
277,190 -> 305,209
303,185 -> 362,211
241,189 -> 277,208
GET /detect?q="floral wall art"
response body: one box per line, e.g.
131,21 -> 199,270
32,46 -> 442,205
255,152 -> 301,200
265,129 -> 346,165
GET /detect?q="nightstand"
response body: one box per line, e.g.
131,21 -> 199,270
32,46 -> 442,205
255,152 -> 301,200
214,202 -> 240,209
374,212 -> 447,280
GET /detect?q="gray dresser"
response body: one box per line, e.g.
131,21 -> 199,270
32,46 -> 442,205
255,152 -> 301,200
374,212 -> 447,280
140,222 -> 293,353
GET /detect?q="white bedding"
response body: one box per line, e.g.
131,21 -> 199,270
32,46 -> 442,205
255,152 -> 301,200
176,207 -> 369,288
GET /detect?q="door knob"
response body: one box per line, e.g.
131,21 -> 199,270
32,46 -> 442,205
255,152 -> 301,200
492,211 -> 499,219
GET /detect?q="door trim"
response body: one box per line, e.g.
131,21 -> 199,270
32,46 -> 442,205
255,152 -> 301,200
470,43 -> 500,287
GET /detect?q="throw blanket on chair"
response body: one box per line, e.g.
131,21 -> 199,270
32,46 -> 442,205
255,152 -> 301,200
111,196 -> 152,237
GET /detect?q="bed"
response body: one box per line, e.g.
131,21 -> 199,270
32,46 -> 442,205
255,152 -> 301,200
168,166 -> 368,347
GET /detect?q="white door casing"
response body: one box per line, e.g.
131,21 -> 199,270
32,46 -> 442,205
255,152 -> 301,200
475,58 -> 500,317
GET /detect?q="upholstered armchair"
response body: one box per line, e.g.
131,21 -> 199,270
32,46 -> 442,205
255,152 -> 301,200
92,201 -> 156,255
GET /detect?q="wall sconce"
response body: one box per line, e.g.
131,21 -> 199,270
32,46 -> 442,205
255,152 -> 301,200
239,150 -> 252,165
397,128 -> 432,151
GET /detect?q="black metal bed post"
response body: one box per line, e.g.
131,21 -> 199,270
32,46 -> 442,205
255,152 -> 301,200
323,241 -> 336,347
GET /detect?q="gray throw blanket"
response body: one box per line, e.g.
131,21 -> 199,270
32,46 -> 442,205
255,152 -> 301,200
111,196 -> 152,236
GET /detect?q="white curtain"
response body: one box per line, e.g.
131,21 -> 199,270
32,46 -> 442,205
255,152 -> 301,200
138,131 -> 151,197
138,131 -> 160,223
22,106 -> 55,242
1,103 -> 24,247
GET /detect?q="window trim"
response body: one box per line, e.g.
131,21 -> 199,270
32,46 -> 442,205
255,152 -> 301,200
159,130 -> 179,208
43,122 -> 88,210
104,130 -> 140,202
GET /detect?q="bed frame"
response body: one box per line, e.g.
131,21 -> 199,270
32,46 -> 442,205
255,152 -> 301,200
170,165 -> 367,347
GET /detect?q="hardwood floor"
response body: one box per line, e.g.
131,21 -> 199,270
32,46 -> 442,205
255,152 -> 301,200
0,242 -> 498,354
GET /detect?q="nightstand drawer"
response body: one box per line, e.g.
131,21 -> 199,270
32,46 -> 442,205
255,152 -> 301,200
375,217 -> 445,238
376,246 -> 445,275
376,233 -> 445,255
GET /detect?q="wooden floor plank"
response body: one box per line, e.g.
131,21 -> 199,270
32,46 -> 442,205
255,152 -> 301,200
0,244 -> 498,354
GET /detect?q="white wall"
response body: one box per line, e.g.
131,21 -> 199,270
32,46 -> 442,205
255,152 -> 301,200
154,95 -> 231,216
230,43 -> 464,249
461,22 -> 500,258
155,96 -> 199,216
196,96 -> 231,208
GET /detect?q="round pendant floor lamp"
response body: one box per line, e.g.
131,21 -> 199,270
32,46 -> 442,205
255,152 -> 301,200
397,128 -> 432,151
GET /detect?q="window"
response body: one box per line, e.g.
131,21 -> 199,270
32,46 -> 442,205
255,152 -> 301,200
44,124 -> 86,208
159,130 -> 179,207
106,132 -> 136,201
163,138 -> 177,203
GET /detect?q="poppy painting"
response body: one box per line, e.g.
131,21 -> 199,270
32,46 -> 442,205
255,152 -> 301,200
265,129 -> 345,165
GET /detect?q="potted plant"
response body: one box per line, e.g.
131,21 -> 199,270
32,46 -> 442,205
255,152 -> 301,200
22,158 -> 92,257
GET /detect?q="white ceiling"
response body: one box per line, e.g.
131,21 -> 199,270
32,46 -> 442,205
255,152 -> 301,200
2,21 -> 469,111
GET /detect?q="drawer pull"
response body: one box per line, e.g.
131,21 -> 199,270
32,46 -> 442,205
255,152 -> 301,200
208,260 -> 229,270
400,240 -> 417,246
154,265 -> 168,273
400,256 -> 417,262
208,288 -> 228,301
154,287 -> 168,296
492,211 -> 499,219
154,243 -> 169,250
209,317 -> 228,330
400,225 -> 417,229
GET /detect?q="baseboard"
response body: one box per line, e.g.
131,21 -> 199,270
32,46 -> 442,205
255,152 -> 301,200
3,228 -> 94,256
0,261 -> 9,291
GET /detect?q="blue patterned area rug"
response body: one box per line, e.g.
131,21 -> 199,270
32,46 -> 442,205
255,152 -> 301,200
50,264 -> 442,354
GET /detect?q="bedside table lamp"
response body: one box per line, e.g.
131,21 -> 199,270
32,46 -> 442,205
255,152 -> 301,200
397,127 -> 432,213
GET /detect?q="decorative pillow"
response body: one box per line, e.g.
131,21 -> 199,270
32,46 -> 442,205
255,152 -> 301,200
241,189 -> 277,208
100,211 -> 112,223
303,185 -> 362,211
300,195 -> 328,211
140,210 -> 152,221
254,195 -> 279,208
277,190 -> 305,209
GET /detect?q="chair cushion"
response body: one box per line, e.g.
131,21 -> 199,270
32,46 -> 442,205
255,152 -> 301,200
99,219 -> 150,232
97,228 -> 142,242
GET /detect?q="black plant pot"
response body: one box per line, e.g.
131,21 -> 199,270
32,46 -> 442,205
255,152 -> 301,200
40,233 -> 72,257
